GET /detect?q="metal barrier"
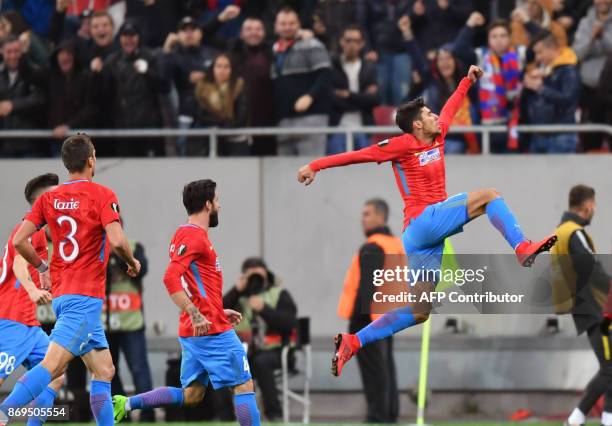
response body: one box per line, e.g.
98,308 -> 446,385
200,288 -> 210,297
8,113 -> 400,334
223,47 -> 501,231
0,124 -> 610,156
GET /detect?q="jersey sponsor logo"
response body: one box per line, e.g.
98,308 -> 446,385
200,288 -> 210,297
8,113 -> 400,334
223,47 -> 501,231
418,147 -> 441,166
111,202 -> 120,213
53,199 -> 80,210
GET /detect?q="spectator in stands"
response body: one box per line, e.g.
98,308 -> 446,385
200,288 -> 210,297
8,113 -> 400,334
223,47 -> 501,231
522,31 -> 579,153
162,16 -> 218,156
328,24 -> 379,154
223,258 -> 297,421
102,21 -> 167,157
572,0 -> 612,151
195,53 -> 248,156
453,13 -> 524,153
410,0 -> 474,55
230,17 -> 276,155
79,10 -> 118,147
357,0 -> 411,105
105,232 -> 155,422
272,7 -> 331,156
0,35 -> 45,157
0,11 -> 48,66
78,11 -> 116,73
401,16 -> 478,154
313,0 -> 359,54
552,0 -> 593,42
337,199 -> 399,423
46,40 -> 96,156
511,0 -> 568,49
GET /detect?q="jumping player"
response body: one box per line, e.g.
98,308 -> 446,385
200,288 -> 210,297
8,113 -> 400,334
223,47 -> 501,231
112,179 -> 261,426
0,174 -> 64,426
0,135 -> 141,426
297,65 -> 557,377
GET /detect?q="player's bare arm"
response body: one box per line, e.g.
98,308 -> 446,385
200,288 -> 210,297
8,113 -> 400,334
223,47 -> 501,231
105,221 -> 141,277
13,220 -> 48,275
169,291 -> 212,336
298,164 -> 317,186
12,254 -> 52,305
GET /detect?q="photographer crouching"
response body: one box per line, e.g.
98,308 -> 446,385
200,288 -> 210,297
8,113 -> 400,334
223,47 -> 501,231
223,258 -> 297,421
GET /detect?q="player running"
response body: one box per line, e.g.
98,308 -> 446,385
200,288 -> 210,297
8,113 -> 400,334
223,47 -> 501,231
112,179 -> 261,426
297,65 -> 557,377
0,135 -> 141,426
0,174 -> 64,426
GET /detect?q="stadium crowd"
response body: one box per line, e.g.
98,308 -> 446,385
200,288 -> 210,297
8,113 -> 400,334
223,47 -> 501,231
0,0 -> 610,157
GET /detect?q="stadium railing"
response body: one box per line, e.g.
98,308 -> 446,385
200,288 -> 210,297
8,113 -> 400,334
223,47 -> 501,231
0,124 -> 610,156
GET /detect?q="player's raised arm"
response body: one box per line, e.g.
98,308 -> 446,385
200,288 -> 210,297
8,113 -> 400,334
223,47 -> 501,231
297,139 -> 408,186
438,65 -> 482,137
105,221 -> 141,277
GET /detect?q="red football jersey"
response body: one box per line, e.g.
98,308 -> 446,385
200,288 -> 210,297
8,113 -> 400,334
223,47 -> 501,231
163,224 -> 232,337
25,179 -> 121,299
0,223 -> 48,326
310,77 -> 473,229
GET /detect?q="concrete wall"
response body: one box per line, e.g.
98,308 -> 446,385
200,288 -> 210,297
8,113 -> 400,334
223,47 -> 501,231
1,156 -> 611,338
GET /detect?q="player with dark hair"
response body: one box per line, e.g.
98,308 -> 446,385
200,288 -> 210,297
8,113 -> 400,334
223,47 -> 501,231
112,179 -> 262,426
0,134 -> 141,426
0,173 -> 63,426
297,65 -> 557,377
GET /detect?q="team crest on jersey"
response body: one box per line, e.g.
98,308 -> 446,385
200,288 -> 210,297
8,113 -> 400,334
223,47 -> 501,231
111,202 -> 120,213
418,147 -> 441,166
177,244 -> 187,256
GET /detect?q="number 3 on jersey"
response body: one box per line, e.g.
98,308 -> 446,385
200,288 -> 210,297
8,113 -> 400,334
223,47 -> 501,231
57,215 -> 79,262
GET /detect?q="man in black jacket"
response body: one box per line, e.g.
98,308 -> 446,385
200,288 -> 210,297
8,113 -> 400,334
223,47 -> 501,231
328,25 -> 380,154
552,185 -> 612,426
337,199 -> 399,423
0,35 -> 45,157
223,258 -> 297,421
46,40 -> 96,156
272,7 -> 332,156
102,21 -> 167,157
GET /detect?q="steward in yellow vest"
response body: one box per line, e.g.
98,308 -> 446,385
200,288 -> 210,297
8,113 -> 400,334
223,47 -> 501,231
551,211 -> 610,335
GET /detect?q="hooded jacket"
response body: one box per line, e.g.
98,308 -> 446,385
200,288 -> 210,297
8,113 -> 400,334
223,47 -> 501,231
523,47 -> 580,125
46,41 -> 96,129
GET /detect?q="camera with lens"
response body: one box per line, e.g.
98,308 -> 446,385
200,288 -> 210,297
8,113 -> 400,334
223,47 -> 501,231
244,272 -> 266,297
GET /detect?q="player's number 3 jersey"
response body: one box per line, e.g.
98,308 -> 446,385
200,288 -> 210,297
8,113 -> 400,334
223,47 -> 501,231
25,179 -> 121,299
164,224 -> 232,337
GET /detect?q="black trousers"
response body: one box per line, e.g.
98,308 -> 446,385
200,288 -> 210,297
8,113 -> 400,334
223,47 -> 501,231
355,335 -> 399,423
578,323 -> 612,413
250,349 -> 282,420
